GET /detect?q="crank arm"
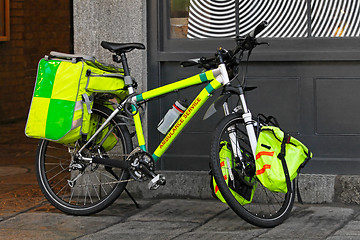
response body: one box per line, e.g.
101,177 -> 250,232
137,163 -> 166,190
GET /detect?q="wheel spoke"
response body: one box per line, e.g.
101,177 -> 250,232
94,171 -> 109,196
45,154 -> 70,162
69,186 -> 75,203
46,166 -> 70,182
56,180 -> 69,196
51,173 -> 70,190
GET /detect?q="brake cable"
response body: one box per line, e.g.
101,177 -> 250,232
240,49 -> 252,87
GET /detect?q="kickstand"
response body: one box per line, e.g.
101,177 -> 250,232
124,188 -> 140,209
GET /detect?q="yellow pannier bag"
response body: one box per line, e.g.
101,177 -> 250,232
213,141 -> 256,205
25,52 -> 127,144
255,126 -> 312,193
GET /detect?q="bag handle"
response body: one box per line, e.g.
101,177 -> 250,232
256,114 -> 280,138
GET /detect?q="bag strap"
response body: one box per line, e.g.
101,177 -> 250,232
277,132 -> 292,194
300,148 -> 312,169
296,149 -> 312,204
82,94 -> 93,114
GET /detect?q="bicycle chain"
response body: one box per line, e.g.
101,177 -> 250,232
74,178 -> 135,188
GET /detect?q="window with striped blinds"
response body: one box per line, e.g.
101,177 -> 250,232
170,0 -> 360,39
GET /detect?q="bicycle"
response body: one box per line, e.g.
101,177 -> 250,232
35,21 -> 295,228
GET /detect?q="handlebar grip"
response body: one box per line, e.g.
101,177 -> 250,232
249,21 -> 268,38
180,61 -> 199,67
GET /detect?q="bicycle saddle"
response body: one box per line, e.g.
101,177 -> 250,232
101,41 -> 145,54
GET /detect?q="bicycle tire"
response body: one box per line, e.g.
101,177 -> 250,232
210,114 -> 295,228
36,104 -> 133,215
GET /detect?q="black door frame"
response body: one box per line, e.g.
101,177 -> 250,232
147,1 -> 360,174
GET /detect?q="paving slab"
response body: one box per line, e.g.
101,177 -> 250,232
0,185 -> 44,218
0,197 -> 359,240
78,221 -> 199,240
0,163 -> 42,218
0,212 -> 123,240
176,209 -> 267,240
257,205 -> 354,239
174,232 -> 262,240
326,236 -> 360,240
127,199 -> 229,223
0,166 -> 28,177
93,198 -> 154,217
327,220 -> 360,239
0,228 -> 80,240
79,199 -> 230,240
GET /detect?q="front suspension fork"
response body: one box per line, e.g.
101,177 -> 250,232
238,93 -> 257,157
222,90 -> 257,162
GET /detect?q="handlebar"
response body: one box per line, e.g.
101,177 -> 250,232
180,56 -> 217,69
181,21 -> 268,70
235,20 -> 268,53
249,21 -> 268,38
180,60 -> 198,68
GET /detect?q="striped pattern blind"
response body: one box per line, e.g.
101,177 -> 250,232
311,0 -> 360,37
187,0 -> 237,38
238,0 -> 307,38
186,0 -> 360,38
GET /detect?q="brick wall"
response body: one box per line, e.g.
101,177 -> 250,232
0,0 -> 72,122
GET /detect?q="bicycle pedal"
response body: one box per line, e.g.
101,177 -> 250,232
148,174 -> 166,190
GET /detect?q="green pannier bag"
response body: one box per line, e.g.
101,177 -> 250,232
25,52 -> 127,145
255,126 -> 312,193
213,141 -> 256,205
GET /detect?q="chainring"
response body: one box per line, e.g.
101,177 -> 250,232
127,150 -> 155,181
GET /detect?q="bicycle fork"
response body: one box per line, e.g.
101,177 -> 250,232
223,88 -> 257,162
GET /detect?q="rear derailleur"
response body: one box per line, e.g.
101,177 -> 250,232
127,148 -> 166,190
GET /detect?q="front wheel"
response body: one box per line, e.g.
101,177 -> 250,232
35,104 -> 133,215
210,114 -> 295,228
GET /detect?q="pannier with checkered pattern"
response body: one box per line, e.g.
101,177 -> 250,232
25,52 -> 127,144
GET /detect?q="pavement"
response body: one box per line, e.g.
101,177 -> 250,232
1,121 -> 360,239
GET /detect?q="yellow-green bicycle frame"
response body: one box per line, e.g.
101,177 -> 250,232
130,64 -> 230,162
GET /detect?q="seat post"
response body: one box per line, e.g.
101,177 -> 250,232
119,52 -> 135,94
120,53 -> 131,76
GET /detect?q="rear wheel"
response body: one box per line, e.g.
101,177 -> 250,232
35,104 -> 133,215
210,114 -> 295,227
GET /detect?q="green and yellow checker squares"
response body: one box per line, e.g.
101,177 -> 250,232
26,59 -> 83,142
